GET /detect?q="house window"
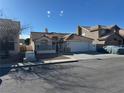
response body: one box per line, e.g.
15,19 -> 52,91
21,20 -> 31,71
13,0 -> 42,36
100,30 -> 106,35
100,29 -> 110,37
52,42 -> 56,49
40,42 -> 48,50
8,42 -> 15,50
36,39 -> 51,50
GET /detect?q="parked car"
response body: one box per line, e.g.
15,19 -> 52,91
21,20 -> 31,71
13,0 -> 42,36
103,45 -> 124,54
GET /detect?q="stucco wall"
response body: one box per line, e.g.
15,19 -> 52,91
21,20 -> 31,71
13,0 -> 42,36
30,39 -> 35,51
10,33 -> 20,54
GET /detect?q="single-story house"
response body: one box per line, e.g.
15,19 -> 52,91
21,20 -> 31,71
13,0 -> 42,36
30,29 -> 67,58
30,29 -> 95,58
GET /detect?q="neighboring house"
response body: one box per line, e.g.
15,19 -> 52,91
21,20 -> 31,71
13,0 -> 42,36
77,25 -> 124,51
30,29 -> 96,58
0,19 -> 20,55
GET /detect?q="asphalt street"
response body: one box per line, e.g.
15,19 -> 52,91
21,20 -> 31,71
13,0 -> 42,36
1,57 -> 124,93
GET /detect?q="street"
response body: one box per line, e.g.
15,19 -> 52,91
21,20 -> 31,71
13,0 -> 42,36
1,57 -> 124,93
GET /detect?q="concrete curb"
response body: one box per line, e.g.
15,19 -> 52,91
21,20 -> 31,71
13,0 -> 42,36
43,58 -> 78,64
0,59 -> 78,68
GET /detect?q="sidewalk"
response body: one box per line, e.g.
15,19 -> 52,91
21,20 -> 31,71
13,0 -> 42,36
65,54 -> 124,60
1,53 -> 123,68
0,56 -> 78,68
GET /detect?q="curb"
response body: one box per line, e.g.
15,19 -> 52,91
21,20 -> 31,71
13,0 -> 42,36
0,59 -> 78,68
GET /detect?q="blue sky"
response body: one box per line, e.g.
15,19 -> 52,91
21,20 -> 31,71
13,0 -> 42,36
0,0 -> 124,38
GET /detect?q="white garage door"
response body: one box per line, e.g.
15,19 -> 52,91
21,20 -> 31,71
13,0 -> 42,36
68,41 -> 94,52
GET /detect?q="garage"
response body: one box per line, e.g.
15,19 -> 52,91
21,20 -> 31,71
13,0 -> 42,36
64,34 -> 96,52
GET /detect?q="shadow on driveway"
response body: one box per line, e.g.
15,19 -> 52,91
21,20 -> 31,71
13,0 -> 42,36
0,67 -> 11,77
0,79 -> 2,85
64,51 -> 108,55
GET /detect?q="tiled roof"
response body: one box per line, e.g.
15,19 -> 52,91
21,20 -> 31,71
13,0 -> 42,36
98,33 -> 123,41
0,19 -> 20,39
0,19 -> 20,31
98,34 -> 112,41
81,25 -> 120,32
64,34 -> 93,41
31,32 -> 93,42
31,32 -> 68,41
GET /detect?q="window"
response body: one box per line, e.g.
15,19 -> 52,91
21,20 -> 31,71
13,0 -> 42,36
8,42 -> 15,50
100,30 -> 106,35
100,29 -> 110,37
40,40 -> 48,50
36,39 -> 52,50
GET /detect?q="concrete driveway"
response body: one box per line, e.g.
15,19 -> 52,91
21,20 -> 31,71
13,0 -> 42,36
1,57 -> 124,93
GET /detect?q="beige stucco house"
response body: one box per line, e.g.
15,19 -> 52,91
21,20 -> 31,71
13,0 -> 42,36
30,30 -> 67,58
77,25 -> 124,51
0,19 -> 20,56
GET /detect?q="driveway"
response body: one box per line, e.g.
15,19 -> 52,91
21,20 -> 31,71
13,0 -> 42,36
1,57 -> 124,93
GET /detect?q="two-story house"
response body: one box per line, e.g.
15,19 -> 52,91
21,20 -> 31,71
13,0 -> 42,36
77,25 -> 124,51
0,19 -> 20,57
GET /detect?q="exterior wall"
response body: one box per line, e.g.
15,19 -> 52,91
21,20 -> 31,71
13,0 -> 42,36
81,28 -> 99,39
81,28 -> 101,44
30,39 -> 35,51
